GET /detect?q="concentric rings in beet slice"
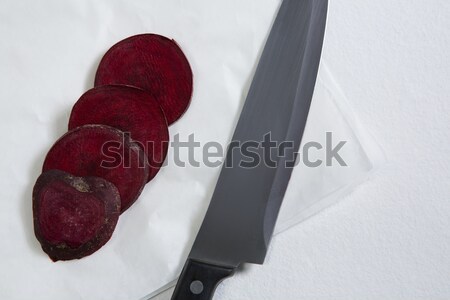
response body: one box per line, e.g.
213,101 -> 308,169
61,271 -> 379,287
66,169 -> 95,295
43,125 -> 148,213
94,34 -> 193,125
69,85 -> 169,182
33,170 -> 121,261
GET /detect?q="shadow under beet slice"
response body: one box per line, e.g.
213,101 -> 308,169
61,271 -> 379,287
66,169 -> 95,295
33,170 -> 120,261
94,34 -> 193,125
43,125 -> 148,213
69,85 -> 169,182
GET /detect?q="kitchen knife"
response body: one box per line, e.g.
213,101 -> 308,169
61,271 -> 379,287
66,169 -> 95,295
171,0 -> 328,299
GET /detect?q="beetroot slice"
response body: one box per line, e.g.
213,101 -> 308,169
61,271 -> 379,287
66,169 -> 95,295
33,170 -> 120,261
43,125 -> 148,213
94,34 -> 193,125
68,85 -> 169,182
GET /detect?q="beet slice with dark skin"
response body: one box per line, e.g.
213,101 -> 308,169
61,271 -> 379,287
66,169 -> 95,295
68,85 -> 169,182
43,125 -> 148,213
33,170 -> 121,261
94,34 -> 193,125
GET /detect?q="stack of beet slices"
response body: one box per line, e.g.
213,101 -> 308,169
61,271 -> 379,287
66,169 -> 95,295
33,34 -> 193,261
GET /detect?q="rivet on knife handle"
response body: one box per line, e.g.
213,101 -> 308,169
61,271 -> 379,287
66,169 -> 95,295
171,259 -> 235,300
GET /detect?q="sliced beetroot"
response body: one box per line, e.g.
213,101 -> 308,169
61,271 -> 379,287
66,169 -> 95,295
33,170 -> 120,261
94,34 -> 193,125
68,85 -> 169,182
43,125 -> 148,213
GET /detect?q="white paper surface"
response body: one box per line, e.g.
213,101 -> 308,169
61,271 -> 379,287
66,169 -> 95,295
0,1 -> 384,299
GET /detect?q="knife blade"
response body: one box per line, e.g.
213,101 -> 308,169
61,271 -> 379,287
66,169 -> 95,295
171,0 -> 328,299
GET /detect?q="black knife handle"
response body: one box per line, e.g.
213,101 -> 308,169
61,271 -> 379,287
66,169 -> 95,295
171,259 -> 236,300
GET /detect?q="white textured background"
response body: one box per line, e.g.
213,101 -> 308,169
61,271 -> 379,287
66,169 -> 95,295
0,0 -> 448,298
155,0 -> 450,299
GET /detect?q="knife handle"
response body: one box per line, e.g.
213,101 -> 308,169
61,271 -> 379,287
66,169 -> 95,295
171,259 -> 236,300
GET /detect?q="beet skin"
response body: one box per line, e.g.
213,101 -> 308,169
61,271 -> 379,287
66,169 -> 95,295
33,170 -> 120,261
94,34 -> 193,125
43,125 -> 148,213
68,85 -> 169,182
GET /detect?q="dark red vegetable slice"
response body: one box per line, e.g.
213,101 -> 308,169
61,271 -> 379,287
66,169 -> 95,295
68,85 -> 169,182
43,125 -> 148,213
94,34 -> 193,125
33,170 -> 120,261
